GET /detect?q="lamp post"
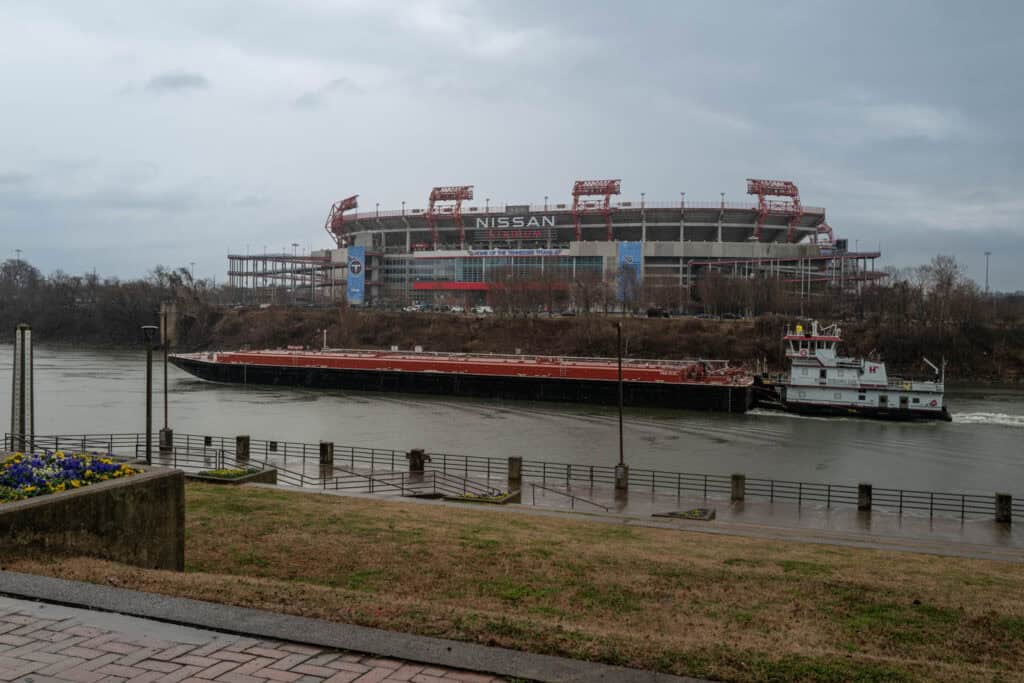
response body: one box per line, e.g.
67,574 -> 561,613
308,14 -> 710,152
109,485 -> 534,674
486,198 -> 490,213
401,200 -> 406,216
614,322 -> 628,492
141,325 -> 159,465
985,251 -> 991,294
544,195 -> 548,210
641,192 -> 645,209
680,191 -> 685,209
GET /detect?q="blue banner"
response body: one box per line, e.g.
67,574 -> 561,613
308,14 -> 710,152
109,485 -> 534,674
617,241 -> 642,301
346,246 -> 365,305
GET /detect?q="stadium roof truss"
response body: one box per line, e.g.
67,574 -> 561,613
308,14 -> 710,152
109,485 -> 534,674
427,185 -> 474,248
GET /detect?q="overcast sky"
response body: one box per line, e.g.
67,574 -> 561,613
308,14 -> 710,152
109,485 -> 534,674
1,1 -> 1021,289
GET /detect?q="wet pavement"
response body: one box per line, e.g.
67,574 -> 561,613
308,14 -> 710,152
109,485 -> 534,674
0,596 -> 506,683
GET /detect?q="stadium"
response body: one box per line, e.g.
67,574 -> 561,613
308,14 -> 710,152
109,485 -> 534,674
226,178 -> 882,310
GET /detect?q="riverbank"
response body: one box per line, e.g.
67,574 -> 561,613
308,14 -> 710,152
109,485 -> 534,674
7,484 -> 1024,682
170,305 -> 1024,383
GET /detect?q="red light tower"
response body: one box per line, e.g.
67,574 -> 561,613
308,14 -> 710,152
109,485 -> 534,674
572,179 -> 621,241
745,179 -> 803,242
324,194 -> 359,247
427,185 -> 474,248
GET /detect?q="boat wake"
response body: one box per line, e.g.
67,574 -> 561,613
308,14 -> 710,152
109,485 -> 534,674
951,412 -> 1024,428
747,408 -> 836,421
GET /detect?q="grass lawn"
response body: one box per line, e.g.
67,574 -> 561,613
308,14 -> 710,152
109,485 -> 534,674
7,484 -> 1024,682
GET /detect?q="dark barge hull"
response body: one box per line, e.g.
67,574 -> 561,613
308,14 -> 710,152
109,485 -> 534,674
782,400 -> 953,422
171,356 -> 753,413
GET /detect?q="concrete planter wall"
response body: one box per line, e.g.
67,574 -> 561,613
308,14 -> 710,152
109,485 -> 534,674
185,468 -> 277,486
0,468 -> 184,571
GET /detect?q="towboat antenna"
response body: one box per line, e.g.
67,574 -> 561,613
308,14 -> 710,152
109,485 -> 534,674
923,357 -> 940,377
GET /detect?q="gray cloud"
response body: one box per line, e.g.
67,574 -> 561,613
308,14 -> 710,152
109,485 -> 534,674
143,70 -> 210,93
0,171 -> 31,185
0,0 -> 1020,289
293,78 -> 361,109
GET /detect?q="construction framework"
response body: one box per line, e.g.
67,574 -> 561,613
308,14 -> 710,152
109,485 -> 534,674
572,179 -> 621,241
746,179 -> 803,243
226,253 -> 344,304
427,185 -> 474,248
324,195 -> 359,247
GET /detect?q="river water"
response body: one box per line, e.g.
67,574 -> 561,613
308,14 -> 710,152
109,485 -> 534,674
2,345 -> 1023,496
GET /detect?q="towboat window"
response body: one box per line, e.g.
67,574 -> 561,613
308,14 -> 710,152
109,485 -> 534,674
819,369 -> 827,379
912,397 -> 920,404
858,394 -> 866,401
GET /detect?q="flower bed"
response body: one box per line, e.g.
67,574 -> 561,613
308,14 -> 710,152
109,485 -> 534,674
197,468 -> 253,479
0,452 -> 138,503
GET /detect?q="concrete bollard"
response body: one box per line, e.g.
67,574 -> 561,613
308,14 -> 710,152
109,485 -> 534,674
508,456 -> 522,491
320,441 -> 334,466
996,493 -> 1012,524
731,473 -> 745,502
858,483 -> 873,511
614,463 -> 629,492
159,428 -> 174,456
406,448 -> 429,474
236,435 -> 250,462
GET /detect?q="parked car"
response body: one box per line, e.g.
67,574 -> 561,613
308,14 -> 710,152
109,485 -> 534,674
646,307 -> 670,318
450,305 -> 465,313
472,305 -> 494,315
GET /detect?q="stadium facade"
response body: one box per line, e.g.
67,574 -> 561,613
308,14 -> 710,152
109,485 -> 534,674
226,179 -> 882,309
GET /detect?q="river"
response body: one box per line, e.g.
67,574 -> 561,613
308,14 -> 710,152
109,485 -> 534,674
2,345 -> 1023,496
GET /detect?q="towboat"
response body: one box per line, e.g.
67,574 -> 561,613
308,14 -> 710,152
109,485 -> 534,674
778,321 -> 951,421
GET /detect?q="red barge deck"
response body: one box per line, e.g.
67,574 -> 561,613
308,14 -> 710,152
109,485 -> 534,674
170,349 -> 754,413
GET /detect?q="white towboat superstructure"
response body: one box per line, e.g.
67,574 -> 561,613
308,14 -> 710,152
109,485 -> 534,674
780,321 -> 951,421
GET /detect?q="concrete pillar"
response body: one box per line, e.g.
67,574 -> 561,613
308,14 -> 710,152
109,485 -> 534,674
731,473 -> 745,502
159,428 -> 174,456
996,493 -> 1012,524
407,448 -> 429,474
858,483 -> 873,511
320,441 -> 334,466
508,456 -> 522,491
614,463 -> 629,492
10,324 -> 34,452
236,435 -> 250,462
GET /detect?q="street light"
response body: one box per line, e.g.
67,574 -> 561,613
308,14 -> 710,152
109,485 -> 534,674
486,198 -> 490,213
141,325 -> 159,465
401,200 -> 406,216
189,262 -> 195,281
544,195 -> 549,210
720,192 -> 725,207
376,202 -> 380,217
615,322 -> 628,492
641,192 -> 645,208
680,192 -> 685,209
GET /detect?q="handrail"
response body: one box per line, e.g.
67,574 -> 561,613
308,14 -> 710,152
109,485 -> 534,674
9,432 -> 1019,522
530,482 -> 610,512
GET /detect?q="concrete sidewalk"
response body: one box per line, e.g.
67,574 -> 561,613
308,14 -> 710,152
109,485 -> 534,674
0,573 -> 697,683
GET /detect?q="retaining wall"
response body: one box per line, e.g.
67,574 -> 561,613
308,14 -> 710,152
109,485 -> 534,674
0,468 -> 184,570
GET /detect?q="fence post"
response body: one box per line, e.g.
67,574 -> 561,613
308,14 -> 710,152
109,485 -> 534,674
731,473 -> 745,503
858,483 -> 872,512
996,493 -> 1012,524
159,428 -> 174,457
508,457 -> 523,492
320,441 -> 334,466
614,463 -> 629,493
407,448 -> 428,474
236,435 -> 250,463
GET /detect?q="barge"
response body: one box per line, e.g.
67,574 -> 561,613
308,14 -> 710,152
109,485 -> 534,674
170,349 -> 755,413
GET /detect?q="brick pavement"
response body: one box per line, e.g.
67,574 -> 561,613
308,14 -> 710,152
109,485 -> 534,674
0,598 -> 504,683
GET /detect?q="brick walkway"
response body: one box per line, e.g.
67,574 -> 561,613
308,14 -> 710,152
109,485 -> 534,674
0,597 -> 504,683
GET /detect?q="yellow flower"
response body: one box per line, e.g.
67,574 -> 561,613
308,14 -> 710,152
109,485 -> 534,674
71,480 -> 81,488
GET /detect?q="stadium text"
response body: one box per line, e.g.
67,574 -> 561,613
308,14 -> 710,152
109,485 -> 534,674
475,215 -> 557,229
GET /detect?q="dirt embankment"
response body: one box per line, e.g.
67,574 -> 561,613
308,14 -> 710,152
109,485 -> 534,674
176,306 -> 1024,383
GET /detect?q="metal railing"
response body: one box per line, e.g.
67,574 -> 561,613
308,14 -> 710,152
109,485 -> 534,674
8,432 -> 1022,522
530,482 -> 610,512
